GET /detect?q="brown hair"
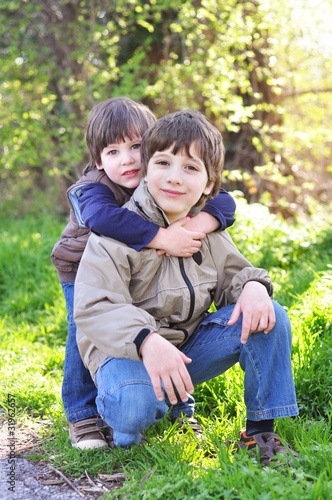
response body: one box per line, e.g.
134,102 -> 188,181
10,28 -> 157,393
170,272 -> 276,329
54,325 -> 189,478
84,97 -> 156,173
141,109 -> 224,202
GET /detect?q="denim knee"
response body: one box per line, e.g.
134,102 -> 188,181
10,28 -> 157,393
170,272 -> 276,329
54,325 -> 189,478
273,300 -> 292,342
97,380 -> 168,435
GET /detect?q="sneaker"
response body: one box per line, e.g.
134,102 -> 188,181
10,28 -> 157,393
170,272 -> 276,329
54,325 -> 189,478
69,416 -> 108,450
171,415 -> 203,438
96,418 -> 115,448
233,430 -> 299,467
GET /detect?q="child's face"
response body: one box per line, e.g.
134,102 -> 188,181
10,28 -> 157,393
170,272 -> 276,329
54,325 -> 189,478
96,136 -> 143,188
145,142 -> 214,223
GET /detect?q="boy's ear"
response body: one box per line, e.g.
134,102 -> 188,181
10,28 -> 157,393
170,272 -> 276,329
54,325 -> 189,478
203,181 -> 215,196
96,164 -> 104,171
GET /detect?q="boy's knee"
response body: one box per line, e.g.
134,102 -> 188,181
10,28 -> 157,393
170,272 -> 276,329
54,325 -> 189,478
273,301 -> 291,329
271,300 -> 292,348
98,381 -> 168,434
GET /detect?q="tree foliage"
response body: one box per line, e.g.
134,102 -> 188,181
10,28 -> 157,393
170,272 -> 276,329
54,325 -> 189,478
0,0 -> 331,216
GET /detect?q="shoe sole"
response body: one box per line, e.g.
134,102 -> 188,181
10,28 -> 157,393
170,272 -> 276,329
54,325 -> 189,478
72,439 -> 108,450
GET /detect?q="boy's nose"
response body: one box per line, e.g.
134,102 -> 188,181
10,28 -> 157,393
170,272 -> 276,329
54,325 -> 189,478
166,168 -> 183,185
121,151 -> 134,164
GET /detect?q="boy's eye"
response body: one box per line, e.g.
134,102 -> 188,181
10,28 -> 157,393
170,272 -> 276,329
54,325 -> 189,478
108,149 -> 118,156
157,160 -> 169,166
132,143 -> 141,150
185,165 -> 199,171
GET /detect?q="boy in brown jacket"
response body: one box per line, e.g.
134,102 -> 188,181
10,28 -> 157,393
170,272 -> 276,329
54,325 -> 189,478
51,98 -> 236,449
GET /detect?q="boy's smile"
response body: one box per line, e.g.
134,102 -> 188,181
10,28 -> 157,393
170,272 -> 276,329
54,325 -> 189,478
97,136 -> 143,189
146,143 -> 214,223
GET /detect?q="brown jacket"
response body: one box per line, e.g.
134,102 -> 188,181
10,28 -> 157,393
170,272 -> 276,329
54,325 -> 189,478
74,181 -> 273,379
51,168 -> 132,282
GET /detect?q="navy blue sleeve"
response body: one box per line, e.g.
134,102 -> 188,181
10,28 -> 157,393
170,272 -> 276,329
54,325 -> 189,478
78,183 -> 159,251
202,188 -> 236,230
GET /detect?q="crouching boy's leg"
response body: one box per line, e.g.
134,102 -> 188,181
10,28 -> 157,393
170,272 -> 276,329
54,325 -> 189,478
181,300 -> 299,466
95,357 -> 169,448
181,301 -> 298,420
239,300 -> 298,421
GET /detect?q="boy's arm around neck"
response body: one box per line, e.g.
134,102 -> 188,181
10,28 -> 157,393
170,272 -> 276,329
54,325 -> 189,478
153,188 -> 236,255
201,188 -> 236,230
147,218 -> 206,257
79,183 -> 159,250
148,188 -> 236,256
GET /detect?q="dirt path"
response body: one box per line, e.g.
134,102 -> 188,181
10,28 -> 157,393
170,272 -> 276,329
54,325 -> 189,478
0,418 -> 125,499
0,457 -> 97,499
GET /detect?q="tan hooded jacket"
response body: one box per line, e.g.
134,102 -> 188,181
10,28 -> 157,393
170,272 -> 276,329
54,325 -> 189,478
74,181 -> 273,379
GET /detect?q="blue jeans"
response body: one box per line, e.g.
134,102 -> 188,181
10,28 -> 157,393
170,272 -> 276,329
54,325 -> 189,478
95,301 -> 298,447
61,282 -> 194,423
61,282 -> 99,422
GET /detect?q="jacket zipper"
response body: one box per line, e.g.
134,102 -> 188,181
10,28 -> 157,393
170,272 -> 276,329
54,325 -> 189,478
178,257 -> 195,323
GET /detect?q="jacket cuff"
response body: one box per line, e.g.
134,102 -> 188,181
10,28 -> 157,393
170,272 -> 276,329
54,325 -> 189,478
243,279 -> 274,297
133,328 -> 155,358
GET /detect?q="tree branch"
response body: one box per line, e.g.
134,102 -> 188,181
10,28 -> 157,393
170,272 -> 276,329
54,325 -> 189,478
283,87 -> 332,98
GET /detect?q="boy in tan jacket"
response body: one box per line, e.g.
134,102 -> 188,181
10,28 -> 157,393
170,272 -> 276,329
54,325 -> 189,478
52,97 -> 236,449
74,110 -> 299,466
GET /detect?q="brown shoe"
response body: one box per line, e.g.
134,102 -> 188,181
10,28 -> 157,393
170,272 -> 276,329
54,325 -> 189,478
233,430 -> 299,468
69,416 -> 108,450
171,415 -> 203,438
96,418 -> 115,448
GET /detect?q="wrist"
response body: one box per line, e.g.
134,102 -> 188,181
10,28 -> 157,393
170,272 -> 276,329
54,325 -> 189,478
146,228 -> 167,250
243,280 -> 268,294
192,211 -> 220,233
140,331 -> 158,357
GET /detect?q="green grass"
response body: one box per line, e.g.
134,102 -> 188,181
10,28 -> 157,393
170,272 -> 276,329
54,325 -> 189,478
0,206 -> 331,499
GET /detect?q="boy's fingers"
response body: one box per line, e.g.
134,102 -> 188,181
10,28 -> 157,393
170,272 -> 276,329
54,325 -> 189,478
150,374 -> 164,401
227,303 -> 241,326
169,373 -> 188,404
191,231 -> 206,240
179,361 -> 194,394
240,332 -> 248,344
190,240 -> 202,249
182,376 -> 194,397
180,358 -> 194,401
170,367 -> 194,403
257,315 -> 268,333
162,375 -> 178,405
172,355 -> 193,401
264,310 -> 276,333
240,316 -> 252,344
241,319 -> 254,343
257,306 -> 275,334
180,352 -> 192,365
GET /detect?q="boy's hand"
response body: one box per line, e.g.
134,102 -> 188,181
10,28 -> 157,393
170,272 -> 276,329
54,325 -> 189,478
182,211 -> 220,234
141,332 -> 194,404
227,281 -> 276,344
151,218 -> 206,257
